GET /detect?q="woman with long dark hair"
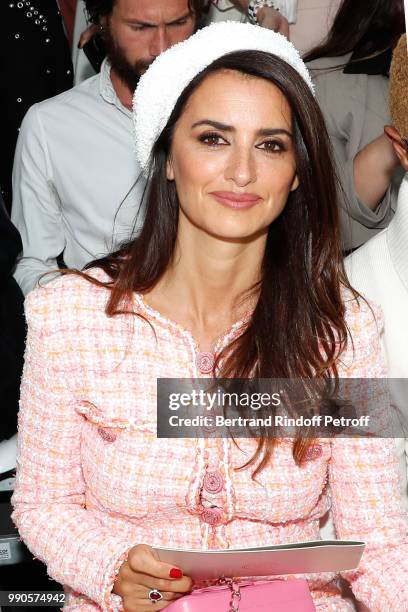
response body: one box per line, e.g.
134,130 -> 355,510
304,0 -> 406,252
12,23 -> 408,612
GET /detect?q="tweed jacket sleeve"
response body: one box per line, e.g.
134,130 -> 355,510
331,437 -> 408,609
11,286 -> 133,612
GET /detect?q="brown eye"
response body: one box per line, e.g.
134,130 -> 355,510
258,140 -> 285,153
199,132 -> 227,147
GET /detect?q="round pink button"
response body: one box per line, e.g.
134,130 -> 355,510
196,352 -> 214,375
203,470 -> 224,494
201,507 -> 223,526
305,443 -> 322,461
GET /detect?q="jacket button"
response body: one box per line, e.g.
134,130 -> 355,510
196,352 -> 214,375
201,507 -> 223,526
203,470 -> 224,494
97,427 -> 117,443
305,443 -> 322,461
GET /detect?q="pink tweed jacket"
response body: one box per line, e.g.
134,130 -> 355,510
11,271 -> 408,611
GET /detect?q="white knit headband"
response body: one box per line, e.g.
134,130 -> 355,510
133,21 -> 314,176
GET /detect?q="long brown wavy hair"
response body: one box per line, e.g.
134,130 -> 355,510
74,51 -> 357,477
303,0 -> 405,64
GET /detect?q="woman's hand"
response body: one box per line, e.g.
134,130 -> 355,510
257,7 -> 290,37
353,132 -> 401,210
113,544 -> 193,611
384,125 -> 408,172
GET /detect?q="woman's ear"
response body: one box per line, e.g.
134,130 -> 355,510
166,156 -> 175,181
290,173 -> 299,192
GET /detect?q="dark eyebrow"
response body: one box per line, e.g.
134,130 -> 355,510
191,120 -> 293,139
192,120 -> 233,131
258,128 -> 293,139
126,12 -> 191,27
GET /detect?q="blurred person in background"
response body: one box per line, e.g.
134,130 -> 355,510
304,0 -> 406,252
11,0 -> 204,296
73,0 -> 298,83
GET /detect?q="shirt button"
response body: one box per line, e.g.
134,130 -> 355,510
196,352 -> 214,375
97,427 -> 117,443
201,507 -> 223,526
305,443 -> 322,461
203,470 -> 224,494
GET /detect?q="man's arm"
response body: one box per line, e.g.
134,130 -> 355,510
11,105 -> 66,295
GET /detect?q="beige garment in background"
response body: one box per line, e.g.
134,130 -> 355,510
307,53 -> 403,251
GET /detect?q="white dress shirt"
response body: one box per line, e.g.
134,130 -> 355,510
12,60 -> 146,295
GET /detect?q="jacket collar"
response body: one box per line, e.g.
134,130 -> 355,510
343,48 -> 392,77
388,175 -> 408,290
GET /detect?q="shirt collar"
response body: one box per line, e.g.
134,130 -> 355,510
99,58 -> 132,118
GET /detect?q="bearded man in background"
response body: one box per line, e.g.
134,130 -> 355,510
12,0 -> 204,295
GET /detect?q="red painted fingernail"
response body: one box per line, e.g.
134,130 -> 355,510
169,568 -> 183,579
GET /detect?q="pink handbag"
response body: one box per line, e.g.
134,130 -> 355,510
166,578 -> 316,611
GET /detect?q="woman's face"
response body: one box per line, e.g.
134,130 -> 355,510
166,69 -> 299,241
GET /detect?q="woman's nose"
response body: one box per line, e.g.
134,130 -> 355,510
224,147 -> 256,187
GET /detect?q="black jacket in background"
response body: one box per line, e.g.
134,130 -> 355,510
0,0 -> 73,213
0,195 -> 25,441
